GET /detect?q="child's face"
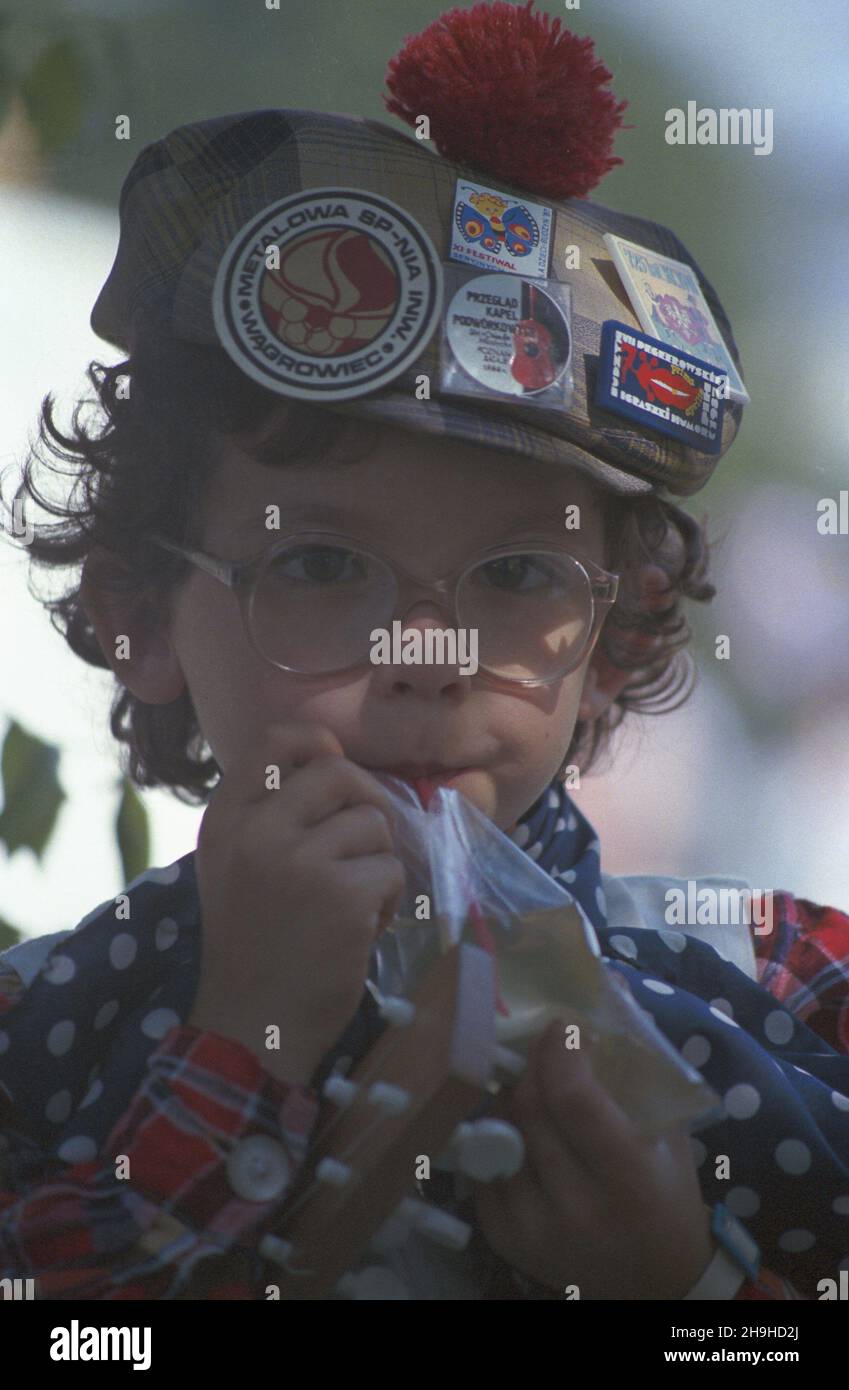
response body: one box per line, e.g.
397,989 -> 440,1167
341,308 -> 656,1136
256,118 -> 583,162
165,420 -> 613,830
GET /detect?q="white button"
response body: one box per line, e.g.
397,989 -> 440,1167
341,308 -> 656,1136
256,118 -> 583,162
226,1135 -> 291,1202
452,1119 -> 525,1181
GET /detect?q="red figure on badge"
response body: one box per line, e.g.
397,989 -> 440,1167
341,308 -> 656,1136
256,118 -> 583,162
510,319 -> 557,390
620,342 -> 702,414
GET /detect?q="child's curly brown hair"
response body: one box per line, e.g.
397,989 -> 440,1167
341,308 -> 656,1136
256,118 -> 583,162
0,317 -> 718,805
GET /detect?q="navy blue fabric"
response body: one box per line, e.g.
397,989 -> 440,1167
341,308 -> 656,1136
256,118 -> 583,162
1,778 -> 848,1296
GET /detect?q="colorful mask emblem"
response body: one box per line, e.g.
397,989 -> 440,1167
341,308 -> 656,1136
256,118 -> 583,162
212,188 -> 443,400
595,321 -> 727,453
449,180 -> 552,278
456,198 -> 538,257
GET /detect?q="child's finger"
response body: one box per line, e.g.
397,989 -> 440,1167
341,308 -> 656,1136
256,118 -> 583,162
307,802 -> 395,860
493,1024 -> 596,1215
278,755 -> 395,830
504,1070 -> 596,1222
472,1147 -> 554,1261
534,1019 -> 647,1190
222,720 -> 345,806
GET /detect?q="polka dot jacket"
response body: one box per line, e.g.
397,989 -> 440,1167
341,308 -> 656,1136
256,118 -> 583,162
0,779 -> 847,1300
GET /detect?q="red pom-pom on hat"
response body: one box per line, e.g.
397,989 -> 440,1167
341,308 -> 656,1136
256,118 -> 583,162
383,0 -> 628,201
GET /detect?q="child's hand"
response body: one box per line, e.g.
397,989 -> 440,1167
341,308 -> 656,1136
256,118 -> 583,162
472,1019 -> 713,1299
189,721 -> 404,1085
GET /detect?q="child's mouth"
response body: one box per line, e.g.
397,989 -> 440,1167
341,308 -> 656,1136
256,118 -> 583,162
379,765 -> 471,808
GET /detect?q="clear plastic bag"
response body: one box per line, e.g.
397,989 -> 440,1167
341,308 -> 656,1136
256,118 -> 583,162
370,775 -> 721,1137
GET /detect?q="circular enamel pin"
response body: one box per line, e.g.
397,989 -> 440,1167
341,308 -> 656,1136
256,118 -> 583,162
213,187 -> 443,400
445,272 -> 571,396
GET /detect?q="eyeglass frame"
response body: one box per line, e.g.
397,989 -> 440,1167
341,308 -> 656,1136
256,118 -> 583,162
149,530 -> 620,686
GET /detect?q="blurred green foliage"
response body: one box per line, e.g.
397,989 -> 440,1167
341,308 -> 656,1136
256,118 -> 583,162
115,774 -> 150,886
18,35 -> 88,152
0,719 -> 151,947
0,720 -> 66,862
0,4 -> 91,146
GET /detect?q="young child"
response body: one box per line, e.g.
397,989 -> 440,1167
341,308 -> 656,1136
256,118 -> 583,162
1,1 -> 848,1302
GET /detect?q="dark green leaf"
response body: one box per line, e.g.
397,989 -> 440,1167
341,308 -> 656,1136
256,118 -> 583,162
0,721 -> 66,860
115,777 -> 150,886
19,35 -> 88,153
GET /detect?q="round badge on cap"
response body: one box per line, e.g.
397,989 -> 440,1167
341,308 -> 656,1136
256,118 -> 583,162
212,187 -> 443,401
445,272 -> 572,398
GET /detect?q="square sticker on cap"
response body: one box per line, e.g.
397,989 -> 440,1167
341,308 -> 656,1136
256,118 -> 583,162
595,320 -> 727,454
603,233 -> 749,404
449,178 -> 553,279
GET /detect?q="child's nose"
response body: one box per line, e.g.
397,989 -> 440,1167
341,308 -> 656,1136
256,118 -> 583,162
399,598 -> 451,627
370,603 -> 476,696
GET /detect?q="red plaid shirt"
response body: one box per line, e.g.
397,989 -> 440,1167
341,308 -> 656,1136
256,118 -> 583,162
1,887 -> 846,1301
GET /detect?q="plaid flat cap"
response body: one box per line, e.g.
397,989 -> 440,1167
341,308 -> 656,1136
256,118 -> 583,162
91,106 -> 746,498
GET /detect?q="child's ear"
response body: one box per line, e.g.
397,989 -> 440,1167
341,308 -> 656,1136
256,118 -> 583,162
79,546 -> 187,704
577,649 -> 631,721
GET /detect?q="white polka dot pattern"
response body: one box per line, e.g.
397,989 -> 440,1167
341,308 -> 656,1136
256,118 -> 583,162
610,933 -> 637,960
109,933 -> 137,970
42,954 -> 76,985
94,1000 -> 120,1030
47,1020 -> 75,1057
46,1090 -> 73,1123
724,1083 -> 761,1119
57,1135 -> 98,1163
778,1229 -> 815,1253
140,1008 -> 181,1041
763,1009 -> 794,1045
681,1035 -> 711,1068
775,1139 -> 811,1175
155,918 -> 179,951
0,812 -> 847,1301
726,1186 -> 760,1218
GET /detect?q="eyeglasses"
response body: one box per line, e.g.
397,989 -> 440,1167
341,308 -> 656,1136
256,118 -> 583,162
149,531 -> 619,685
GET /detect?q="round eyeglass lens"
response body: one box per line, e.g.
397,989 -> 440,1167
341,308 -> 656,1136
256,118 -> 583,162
458,552 -> 593,680
249,541 -> 396,672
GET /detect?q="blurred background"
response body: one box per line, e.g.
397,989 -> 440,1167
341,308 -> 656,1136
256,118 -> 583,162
1,0 -> 847,941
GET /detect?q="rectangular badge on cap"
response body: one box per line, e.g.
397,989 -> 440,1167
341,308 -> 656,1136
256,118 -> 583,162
596,321 -> 727,454
449,178 -> 552,279
603,233 -> 749,404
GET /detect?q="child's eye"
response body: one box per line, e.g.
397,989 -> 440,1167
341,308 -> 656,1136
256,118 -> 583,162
476,554 -> 555,592
270,546 -> 368,584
